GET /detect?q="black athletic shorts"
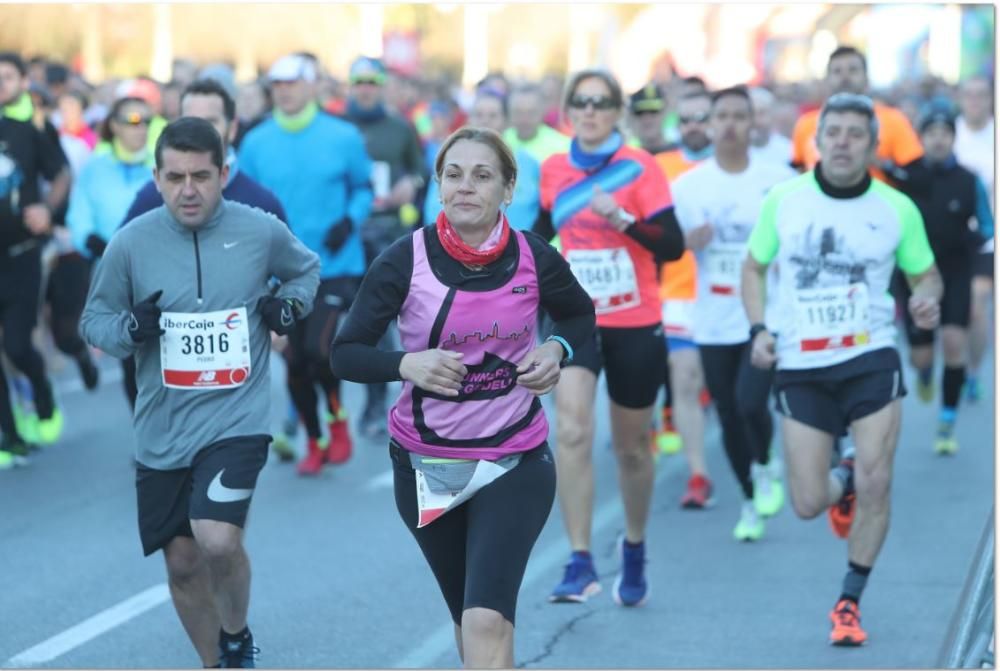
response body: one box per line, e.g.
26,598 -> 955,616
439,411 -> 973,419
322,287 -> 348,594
135,435 -> 269,556
569,324 -> 666,409
974,251 -> 994,279
896,263 -> 972,345
391,440 -> 555,626
772,348 -> 906,438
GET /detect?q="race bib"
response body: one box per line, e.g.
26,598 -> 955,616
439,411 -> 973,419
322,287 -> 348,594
371,161 -> 392,200
566,248 -> 640,314
160,307 -> 252,389
704,241 -> 745,295
661,299 -> 695,338
413,456 -> 520,528
795,283 -> 871,352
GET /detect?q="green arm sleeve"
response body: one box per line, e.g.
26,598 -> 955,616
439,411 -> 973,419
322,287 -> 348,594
893,192 -> 935,275
748,190 -> 780,265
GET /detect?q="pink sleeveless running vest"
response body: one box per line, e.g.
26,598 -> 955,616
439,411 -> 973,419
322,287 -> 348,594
388,228 -> 549,459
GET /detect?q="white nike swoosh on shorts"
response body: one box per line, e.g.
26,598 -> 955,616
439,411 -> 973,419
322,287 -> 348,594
207,469 -> 254,503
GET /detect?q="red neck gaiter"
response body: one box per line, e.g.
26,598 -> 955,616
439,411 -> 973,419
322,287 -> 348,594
435,211 -> 511,267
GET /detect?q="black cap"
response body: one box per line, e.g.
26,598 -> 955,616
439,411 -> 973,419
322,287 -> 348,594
918,101 -> 957,134
629,83 -> 665,113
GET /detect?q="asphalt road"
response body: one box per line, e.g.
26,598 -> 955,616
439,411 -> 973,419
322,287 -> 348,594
0,345 -> 993,669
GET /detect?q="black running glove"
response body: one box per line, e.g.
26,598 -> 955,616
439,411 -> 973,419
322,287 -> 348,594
85,233 -> 108,257
323,217 -> 353,253
129,290 -> 165,343
259,296 -> 299,336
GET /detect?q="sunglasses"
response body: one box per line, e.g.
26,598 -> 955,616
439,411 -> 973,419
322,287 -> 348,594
569,95 -> 618,111
633,108 -> 662,117
678,113 -> 710,125
117,112 -> 152,126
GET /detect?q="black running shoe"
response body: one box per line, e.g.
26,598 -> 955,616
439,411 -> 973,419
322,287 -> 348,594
78,354 -> 99,391
218,629 -> 258,668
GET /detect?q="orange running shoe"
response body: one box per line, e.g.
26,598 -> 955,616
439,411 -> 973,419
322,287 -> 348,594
829,599 -> 867,646
827,493 -> 856,539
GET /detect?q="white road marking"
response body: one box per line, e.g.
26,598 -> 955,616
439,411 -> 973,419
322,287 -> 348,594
365,469 -> 396,491
5,583 -> 170,668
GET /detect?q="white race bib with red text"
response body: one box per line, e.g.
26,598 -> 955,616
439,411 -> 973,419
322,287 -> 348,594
160,307 -> 251,389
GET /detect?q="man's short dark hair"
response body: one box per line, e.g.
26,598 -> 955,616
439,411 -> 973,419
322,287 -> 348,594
155,117 -> 224,170
45,63 -> 69,86
679,90 -> 712,105
0,52 -> 27,77
828,46 -> 867,74
682,76 -> 707,91
711,85 -> 752,111
182,78 -> 236,122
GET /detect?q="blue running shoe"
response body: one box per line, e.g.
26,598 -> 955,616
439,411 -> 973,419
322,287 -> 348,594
550,551 -> 601,603
218,629 -> 258,668
965,377 -> 982,404
612,537 -> 649,607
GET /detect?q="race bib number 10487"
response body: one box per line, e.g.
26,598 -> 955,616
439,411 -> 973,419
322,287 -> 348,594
160,307 -> 252,389
566,247 -> 640,315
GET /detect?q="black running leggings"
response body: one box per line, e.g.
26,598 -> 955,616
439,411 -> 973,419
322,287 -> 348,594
391,441 -> 556,626
0,355 -> 17,438
46,252 -> 91,359
699,342 -> 774,499
0,248 -> 55,419
285,277 -> 359,439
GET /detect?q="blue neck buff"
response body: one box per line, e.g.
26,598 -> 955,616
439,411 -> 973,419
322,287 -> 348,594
681,142 -> 714,162
569,130 -> 623,171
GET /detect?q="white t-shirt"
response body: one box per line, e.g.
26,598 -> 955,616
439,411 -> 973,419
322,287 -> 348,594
748,172 -> 936,370
672,156 -> 797,345
750,133 -> 793,170
955,116 -> 995,208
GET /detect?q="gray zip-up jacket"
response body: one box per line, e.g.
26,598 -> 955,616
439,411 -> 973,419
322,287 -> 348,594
80,200 -> 320,469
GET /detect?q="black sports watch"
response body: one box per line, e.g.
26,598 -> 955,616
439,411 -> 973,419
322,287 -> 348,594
749,323 -> 769,341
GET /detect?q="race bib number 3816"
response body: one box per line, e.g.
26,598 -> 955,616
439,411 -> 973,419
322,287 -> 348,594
160,307 -> 252,389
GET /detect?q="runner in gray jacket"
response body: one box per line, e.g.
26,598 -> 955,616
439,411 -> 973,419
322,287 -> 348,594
80,118 -> 319,669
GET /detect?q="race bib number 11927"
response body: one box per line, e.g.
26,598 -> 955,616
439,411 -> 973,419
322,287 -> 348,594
795,283 -> 871,352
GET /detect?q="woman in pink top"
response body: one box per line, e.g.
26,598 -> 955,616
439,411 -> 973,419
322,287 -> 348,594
331,127 -> 594,668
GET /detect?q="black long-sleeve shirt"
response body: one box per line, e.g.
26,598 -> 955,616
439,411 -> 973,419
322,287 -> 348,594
531,207 -> 686,264
330,225 -> 596,383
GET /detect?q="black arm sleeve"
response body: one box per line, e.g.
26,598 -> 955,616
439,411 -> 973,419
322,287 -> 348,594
624,206 -> 685,263
329,238 -> 413,383
525,233 -> 596,353
532,209 -> 557,243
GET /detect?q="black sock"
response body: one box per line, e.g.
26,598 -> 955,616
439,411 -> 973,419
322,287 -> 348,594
624,538 -> 644,549
942,365 -> 966,413
839,561 -> 872,604
918,367 -> 933,385
220,626 -> 250,644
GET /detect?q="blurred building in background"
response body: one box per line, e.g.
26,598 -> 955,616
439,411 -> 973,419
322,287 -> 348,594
0,3 -> 992,89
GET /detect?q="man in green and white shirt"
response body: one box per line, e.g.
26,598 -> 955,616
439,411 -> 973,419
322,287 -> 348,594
741,93 -> 943,648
